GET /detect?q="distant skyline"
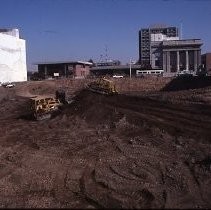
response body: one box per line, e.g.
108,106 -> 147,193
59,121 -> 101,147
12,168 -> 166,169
1,0 -> 211,70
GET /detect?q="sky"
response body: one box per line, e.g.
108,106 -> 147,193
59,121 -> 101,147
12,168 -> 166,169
1,0 -> 211,70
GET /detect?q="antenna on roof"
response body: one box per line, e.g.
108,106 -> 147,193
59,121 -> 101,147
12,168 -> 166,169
99,54 -> 103,63
105,44 -> 108,62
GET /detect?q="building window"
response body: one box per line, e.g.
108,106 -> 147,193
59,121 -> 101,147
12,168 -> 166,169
68,65 -> 73,71
155,60 -> 160,67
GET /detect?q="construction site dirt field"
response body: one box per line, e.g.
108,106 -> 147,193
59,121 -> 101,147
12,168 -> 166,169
0,77 -> 211,208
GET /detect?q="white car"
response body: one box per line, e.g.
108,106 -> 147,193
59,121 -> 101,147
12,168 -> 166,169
2,83 -> 15,88
113,75 -> 124,78
6,83 -> 15,88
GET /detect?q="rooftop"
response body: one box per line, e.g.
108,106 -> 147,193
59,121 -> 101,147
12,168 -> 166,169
91,64 -> 144,71
34,61 -> 93,66
162,39 -> 203,46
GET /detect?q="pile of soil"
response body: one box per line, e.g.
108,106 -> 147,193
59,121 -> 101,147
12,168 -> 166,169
0,86 -> 211,208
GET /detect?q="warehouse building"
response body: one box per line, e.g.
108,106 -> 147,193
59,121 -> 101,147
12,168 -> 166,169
90,64 -> 163,77
36,61 -> 93,79
0,28 -> 27,83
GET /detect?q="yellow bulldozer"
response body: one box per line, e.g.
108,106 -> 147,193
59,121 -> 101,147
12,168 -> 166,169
30,95 -> 62,120
30,89 -> 74,120
87,77 -> 118,95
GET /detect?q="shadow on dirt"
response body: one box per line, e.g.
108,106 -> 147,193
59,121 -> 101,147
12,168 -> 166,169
162,75 -> 211,91
17,110 -> 63,121
17,113 -> 35,121
197,156 -> 211,171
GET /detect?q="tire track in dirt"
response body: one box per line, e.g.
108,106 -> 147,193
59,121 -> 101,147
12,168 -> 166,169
101,95 -> 211,142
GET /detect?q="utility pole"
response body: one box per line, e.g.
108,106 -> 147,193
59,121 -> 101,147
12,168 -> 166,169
180,21 -> 183,39
129,58 -> 132,78
105,44 -> 108,62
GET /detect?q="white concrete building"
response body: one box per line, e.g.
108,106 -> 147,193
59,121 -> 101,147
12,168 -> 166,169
0,29 -> 27,83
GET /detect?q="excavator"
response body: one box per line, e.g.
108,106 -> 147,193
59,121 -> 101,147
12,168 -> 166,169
86,77 -> 118,95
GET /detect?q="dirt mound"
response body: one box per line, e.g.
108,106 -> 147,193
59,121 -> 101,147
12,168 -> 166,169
62,89 -> 124,125
162,76 -> 211,91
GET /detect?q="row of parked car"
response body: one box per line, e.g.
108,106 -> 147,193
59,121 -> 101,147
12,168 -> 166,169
177,69 -> 208,77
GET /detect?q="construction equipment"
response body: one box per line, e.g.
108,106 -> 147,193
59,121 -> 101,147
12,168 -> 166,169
87,77 -> 118,95
30,96 -> 62,120
56,90 -> 67,104
55,89 -> 74,104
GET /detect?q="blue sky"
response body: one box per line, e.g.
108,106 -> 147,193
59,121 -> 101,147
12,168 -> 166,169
1,0 -> 211,70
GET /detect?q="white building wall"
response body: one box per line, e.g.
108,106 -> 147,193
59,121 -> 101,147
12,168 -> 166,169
0,30 -> 27,83
165,36 -> 179,41
151,33 -> 164,41
151,33 -> 179,42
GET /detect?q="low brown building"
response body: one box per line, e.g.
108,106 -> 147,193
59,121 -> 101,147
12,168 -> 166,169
35,61 -> 93,79
201,53 -> 211,75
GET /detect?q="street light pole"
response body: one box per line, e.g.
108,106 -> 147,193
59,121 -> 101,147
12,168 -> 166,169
129,58 -> 132,79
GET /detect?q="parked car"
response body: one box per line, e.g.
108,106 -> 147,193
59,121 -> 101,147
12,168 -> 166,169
2,82 -> 15,88
113,75 -> 124,78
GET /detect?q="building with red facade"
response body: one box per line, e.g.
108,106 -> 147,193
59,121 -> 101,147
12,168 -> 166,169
36,61 -> 93,79
201,53 -> 211,75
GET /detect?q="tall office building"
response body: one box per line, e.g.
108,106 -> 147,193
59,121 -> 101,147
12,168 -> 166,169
139,26 -> 179,68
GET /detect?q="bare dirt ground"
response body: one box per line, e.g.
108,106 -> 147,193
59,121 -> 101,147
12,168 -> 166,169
0,77 -> 211,208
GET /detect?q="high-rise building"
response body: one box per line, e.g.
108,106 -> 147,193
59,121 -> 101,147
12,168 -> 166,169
139,26 -> 179,68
